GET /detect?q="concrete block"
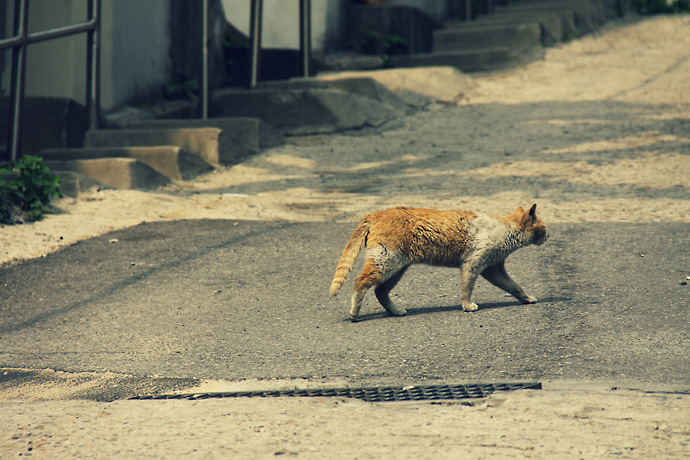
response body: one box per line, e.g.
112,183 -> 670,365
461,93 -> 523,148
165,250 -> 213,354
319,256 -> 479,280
211,86 -> 403,134
126,117 -> 267,163
465,11 -> 575,46
85,128 -> 222,166
316,67 -> 474,105
40,146 -> 213,182
261,78 -> 414,114
53,171 -> 106,198
434,22 -> 542,52
501,0 -> 607,33
43,158 -> 170,190
392,46 -> 544,73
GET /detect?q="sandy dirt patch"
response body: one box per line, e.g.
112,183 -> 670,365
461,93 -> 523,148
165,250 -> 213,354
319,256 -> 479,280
2,386 -> 689,459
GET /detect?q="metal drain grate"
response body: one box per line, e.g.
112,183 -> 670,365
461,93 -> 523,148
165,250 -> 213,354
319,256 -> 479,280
132,382 -> 541,402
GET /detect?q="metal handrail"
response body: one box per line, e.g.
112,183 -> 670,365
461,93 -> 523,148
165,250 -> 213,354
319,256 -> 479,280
1,0 -> 100,161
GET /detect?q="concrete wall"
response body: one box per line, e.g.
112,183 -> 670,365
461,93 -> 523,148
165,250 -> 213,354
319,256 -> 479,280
220,0 -> 343,54
1,0 -> 172,112
1,0 -> 87,103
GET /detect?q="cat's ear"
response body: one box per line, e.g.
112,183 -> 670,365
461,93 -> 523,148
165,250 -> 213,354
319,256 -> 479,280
519,204 -> 537,226
528,204 -> 538,222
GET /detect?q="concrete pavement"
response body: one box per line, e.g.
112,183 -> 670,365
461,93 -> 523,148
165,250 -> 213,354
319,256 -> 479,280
1,220 -> 689,387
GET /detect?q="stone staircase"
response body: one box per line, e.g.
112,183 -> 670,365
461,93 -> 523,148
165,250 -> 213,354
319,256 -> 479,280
39,117 -> 267,193
393,0 -> 619,72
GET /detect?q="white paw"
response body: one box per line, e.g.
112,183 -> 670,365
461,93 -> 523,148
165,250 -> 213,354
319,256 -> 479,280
385,303 -> 407,317
462,302 -> 479,312
522,295 -> 538,304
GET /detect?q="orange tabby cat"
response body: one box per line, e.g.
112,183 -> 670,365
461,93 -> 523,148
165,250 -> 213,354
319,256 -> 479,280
330,204 -> 548,321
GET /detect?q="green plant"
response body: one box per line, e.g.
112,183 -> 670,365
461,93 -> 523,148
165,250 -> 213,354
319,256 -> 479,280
562,30 -> 582,43
361,28 -> 382,55
381,34 -> 407,66
0,169 -> 15,224
163,77 -> 199,100
360,29 -> 408,67
0,155 -> 62,224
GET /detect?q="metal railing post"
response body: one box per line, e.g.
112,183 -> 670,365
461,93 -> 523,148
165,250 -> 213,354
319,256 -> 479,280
7,0 -> 28,161
86,0 -> 101,131
249,0 -> 263,89
299,0 -> 311,78
201,0 -> 209,119
2,0 -> 101,160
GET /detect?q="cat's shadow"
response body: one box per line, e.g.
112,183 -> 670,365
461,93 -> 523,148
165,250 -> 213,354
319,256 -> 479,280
348,296 -> 567,323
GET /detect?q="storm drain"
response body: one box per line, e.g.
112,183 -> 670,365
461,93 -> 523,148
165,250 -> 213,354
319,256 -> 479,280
132,381 -> 541,402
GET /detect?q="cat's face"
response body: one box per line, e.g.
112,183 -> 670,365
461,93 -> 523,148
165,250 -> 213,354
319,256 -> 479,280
529,219 -> 549,246
518,204 -> 549,246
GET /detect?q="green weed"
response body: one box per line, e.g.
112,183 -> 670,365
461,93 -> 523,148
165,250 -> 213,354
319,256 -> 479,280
0,155 -> 62,225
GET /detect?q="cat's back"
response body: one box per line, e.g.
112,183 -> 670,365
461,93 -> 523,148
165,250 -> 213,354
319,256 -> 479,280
365,207 -> 479,265
365,206 -> 477,231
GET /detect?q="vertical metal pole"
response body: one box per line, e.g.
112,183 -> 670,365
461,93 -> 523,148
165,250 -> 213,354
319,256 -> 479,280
299,0 -> 311,78
86,0 -> 100,131
464,0 -> 471,21
201,0 -> 209,119
7,0 -> 28,161
249,0 -> 262,89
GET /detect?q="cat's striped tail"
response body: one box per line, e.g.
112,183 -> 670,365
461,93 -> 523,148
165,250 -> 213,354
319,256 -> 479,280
330,220 -> 369,296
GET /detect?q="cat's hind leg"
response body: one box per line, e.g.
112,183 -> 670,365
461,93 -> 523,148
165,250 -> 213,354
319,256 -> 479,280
481,261 -> 537,304
350,259 -> 381,321
375,266 -> 408,317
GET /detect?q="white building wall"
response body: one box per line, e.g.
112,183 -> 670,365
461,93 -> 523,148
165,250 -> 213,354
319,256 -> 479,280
220,0 -> 343,54
1,0 -> 172,112
21,0 -> 86,104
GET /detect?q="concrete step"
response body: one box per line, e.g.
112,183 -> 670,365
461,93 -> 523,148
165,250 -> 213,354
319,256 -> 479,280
396,0 -> 615,73
85,128 -> 223,167
43,157 -> 170,190
449,10 -> 575,46
124,117 -> 273,164
495,0 -> 608,33
434,22 -> 542,52
40,146 -> 213,183
211,80 -> 412,134
392,46 -> 544,73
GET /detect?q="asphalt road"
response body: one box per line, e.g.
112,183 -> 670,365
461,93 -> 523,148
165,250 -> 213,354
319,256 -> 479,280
1,219 -> 688,389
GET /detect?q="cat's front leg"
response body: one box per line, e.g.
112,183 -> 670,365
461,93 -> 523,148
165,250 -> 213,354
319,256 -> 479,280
460,265 -> 479,312
481,262 -> 537,304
